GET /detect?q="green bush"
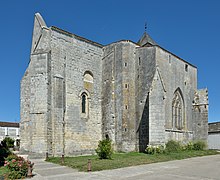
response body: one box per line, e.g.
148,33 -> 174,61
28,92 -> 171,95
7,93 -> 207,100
0,140 -> 12,166
4,154 -> 30,179
165,140 -> 207,153
182,141 -> 207,151
95,139 -> 113,159
2,137 -> 15,149
183,141 -> 194,151
193,141 -> 207,151
165,140 -> 182,153
145,145 -> 164,155
0,146 -> 11,166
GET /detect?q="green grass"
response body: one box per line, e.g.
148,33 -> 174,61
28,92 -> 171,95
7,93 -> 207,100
47,150 -> 220,172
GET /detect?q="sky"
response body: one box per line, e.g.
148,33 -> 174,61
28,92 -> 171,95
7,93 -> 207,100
0,0 -> 219,123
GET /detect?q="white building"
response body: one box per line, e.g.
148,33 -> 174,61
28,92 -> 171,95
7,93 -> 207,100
0,121 -> 20,147
208,122 -> 220,150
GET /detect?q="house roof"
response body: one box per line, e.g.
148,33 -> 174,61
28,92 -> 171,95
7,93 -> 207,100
0,121 -> 19,128
208,121 -> 220,133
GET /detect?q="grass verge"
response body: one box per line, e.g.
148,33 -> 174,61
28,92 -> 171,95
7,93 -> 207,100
47,150 -> 219,172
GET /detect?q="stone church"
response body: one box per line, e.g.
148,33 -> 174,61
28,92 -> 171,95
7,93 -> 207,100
20,13 -> 208,157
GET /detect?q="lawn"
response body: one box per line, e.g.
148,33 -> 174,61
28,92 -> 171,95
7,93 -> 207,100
47,150 -> 219,172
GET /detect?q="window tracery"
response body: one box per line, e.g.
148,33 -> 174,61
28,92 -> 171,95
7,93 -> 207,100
172,89 -> 184,130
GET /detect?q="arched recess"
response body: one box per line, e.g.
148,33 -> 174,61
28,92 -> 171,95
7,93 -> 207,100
84,71 -> 94,83
172,88 -> 185,130
83,71 -> 94,92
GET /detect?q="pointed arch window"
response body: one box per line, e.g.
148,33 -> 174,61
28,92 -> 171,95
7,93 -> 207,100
172,89 -> 184,130
81,92 -> 89,118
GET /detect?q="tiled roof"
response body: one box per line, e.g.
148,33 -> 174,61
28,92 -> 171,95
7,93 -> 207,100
0,121 -> 19,128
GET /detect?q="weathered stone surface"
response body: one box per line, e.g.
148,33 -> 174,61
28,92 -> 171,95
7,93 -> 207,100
20,13 -> 208,157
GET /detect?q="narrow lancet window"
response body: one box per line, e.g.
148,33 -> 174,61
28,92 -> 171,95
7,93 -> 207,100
80,91 -> 89,118
82,94 -> 86,113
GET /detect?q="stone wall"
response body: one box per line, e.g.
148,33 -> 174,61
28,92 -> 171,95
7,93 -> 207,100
149,69 -> 166,145
135,46 -> 156,151
120,42 -> 136,152
49,27 -> 103,156
20,52 -> 50,155
20,13 -> 103,156
155,47 -> 197,142
193,89 -> 208,141
20,13 -> 51,156
102,41 -> 137,152
102,44 -> 116,146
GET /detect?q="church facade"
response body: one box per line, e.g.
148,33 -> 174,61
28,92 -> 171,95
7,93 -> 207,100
20,13 -> 208,157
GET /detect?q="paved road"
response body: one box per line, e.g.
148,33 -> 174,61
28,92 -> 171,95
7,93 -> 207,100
29,154 -> 220,180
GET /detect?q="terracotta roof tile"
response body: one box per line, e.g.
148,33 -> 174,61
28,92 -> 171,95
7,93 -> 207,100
0,121 -> 19,128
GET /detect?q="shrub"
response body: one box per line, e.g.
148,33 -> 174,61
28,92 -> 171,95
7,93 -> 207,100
0,142 -> 11,166
4,154 -> 30,179
96,139 -> 113,159
0,147 -> 11,166
193,141 -> 207,151
145,145 -> 164,155
2,137 -> 15,149
183,141 -> 206,151
184,141 -> 194,151
165,140 -> 182,153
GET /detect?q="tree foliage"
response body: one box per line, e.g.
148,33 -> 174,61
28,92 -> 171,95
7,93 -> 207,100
95,139 -> 113,159
2,137 -> 15,148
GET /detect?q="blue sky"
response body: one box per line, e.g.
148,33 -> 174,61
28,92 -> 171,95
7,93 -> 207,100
0,0 -> 219,123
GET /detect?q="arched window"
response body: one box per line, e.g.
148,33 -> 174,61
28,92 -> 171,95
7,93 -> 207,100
82,94 -> 86,113
80,92 -> 89,118
172,89 -> 184,130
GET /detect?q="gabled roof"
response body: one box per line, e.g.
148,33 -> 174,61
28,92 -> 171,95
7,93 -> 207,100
137,32 -> 157,46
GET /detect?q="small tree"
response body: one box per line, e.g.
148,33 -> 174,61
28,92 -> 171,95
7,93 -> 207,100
95,139 -> 113,159
2,137 -> 15,149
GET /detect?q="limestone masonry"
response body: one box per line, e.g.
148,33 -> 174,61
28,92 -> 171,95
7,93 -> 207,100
20,13 -> 208,157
